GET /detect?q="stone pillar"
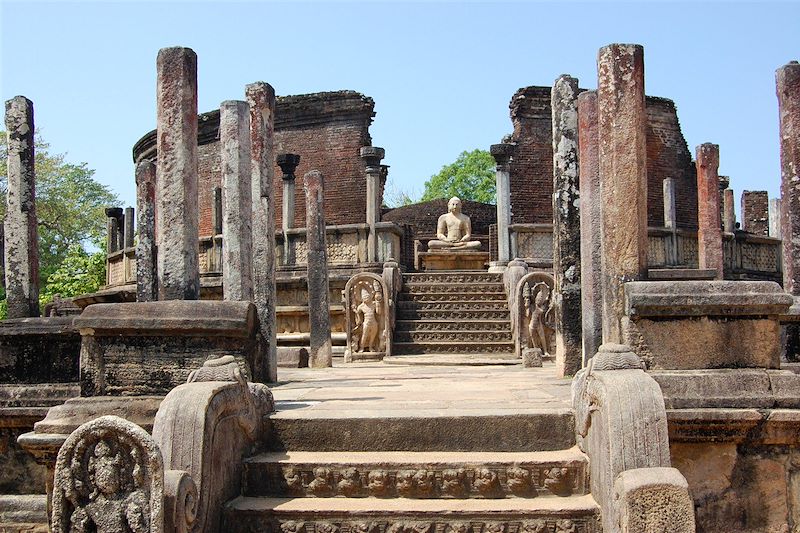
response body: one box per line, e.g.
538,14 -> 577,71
246,81 -> 278,383
769,198 -> 782,239
491,143 -> 514,264
211,186 -> 223,235
696,143 -> 724,279
360,146 -> 385,263
723,188 -> 736,233
663,178 -> 676,230
156,46 -> 199,301
278,154 -> 301,232
3,96 -> 40,318
105,207 -> 123,253
597,43 -> 648,344
304,170 -> 333,368
551,74 -> 582,377
135,160 -> 157,302
741,190 -> 770,235
777,61 -> 800,359
124,207 -> 135,249
220,100 -> 254,302
578,90 -> 603,363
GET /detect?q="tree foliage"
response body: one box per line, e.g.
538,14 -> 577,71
421,149 -> 496,204
0,132 -> 118,289
39,244 -> 106,305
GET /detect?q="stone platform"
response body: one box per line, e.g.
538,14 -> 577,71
417,251 -> 488,271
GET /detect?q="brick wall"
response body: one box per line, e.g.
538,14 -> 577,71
135,91 -> 375,238
508,87 -> 698,230
382,199 -> 496,241
741,190 -> 769,235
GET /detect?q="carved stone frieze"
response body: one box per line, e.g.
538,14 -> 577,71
343,273 -> 392,362
399,301 -> 508,311
397,310 -> 510,321
395,331 -> 512,343
266,519 -> 598,533
399,321 -> 510,332
403,283 -> 504,294
404,273 -> 502,285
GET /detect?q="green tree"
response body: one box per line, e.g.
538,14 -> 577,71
0,132 -> 118,294
39,244 -> 106,305
421,149 -> 496,204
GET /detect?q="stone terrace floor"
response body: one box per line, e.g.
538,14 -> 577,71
271,362 -> 574,420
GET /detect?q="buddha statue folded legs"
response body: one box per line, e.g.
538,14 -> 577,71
426,197 -> 483,251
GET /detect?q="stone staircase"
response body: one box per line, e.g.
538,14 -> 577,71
223,409 -> 601,532
390,272 -> 515,362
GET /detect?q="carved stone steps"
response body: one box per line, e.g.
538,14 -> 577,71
402,283 -> 506,294
222,495 -> 602,533
393,342 -> 515,355
395,320 -> 511,333
397,301 -> 510,312
399,293 -> 507,303
242,448 -> 589,499
394,331 -> 513,343
395,310 -> 511,321
403,272 -> 504,284
381,354 -> 520,366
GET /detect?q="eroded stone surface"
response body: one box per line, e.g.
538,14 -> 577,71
696,143 -> 723,279
136,160 -> 157,302
613,467 -> 695,533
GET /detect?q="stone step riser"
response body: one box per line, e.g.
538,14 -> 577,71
243,461 -> 588,499
398,302 -> 509,312
392,343 -> 515,355
403,274 -> 504,284
395,321 -> 511,333
396,311 -> 511,321
394,332 -> 513,343
399,294 -> 507,303
402,284 -> 505,294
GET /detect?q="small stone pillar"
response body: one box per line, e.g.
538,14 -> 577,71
246,81 -> 278,383
211,186 -> 223,235
597,44 -> 648,344
551,74 -> 582,377
135,160 -> 157,302
741,190 -> 770,235
105,207 -> 123,253
3,96 -> 40,318
723,188 -> 736,233
578,90 -> 603,363
696,144 -> 724,279
770,198 -> 782,239
360,146 -> 385,263
304,170 -> 333,368
220,100 -> 254,302
663,178 -> 676,230
156,46 -> 199,301
278,154 -> 301,232
491,143 -> 514,265
124,207 -> 135,249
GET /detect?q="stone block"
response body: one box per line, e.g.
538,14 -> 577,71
0,318 -> 80,384
277,347 -> 309,368
613,467 -> 695,533
418,251 -> 488,271
522,348 -> 543,368
74,301 -> 266,395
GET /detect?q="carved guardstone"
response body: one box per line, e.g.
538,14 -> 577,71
514,272 -> 556,360
343,273 -> 391,362
52,415 -> 164,533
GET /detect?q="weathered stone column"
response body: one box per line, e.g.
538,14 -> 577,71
777,60 -> 800,359
361,147 -> 385,263
105,207 -> 123,253
696,143 -> 724,279
578,90 -> 603,363
304,170 -> 333,368
135,160 -> 157,302
278,154 -> 301,232
156,46 -> 199,300
220,100 -> 254,302
770,198 -> 782,238
597,43 -> 648,343
663,178 -> 676,230
3,96 -> 39,318
246,81 -> 278,383
551,74 -> 582,376
723,188 -> 736,233
212,186 -> 223,235
491,143 -> 514,264
124,207 -> 135,249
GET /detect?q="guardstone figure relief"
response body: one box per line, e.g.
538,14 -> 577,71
515,272 -> 556,359
343,273 -> 391,361
52,415 -> 164,533
427,197 -> 482,251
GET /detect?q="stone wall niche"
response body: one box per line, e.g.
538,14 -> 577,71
343,273 -> 391,362
74,300 -> 267,396
623,281 -> 793,369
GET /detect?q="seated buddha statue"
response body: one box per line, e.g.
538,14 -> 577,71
427,197 -> 482,251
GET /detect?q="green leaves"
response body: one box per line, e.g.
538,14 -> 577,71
39,244 -> 106,306
421,149 -> 496,204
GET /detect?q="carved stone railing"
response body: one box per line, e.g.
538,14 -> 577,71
509,223 -> 553,268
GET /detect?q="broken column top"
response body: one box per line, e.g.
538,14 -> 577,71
277,153 -> 301,178
359,146 -> 385,161
490,143 -> 514,165
245,81 -> 276,100
696,143 -> 720,166
5,96 -> 33,129
303,169 -> 324,193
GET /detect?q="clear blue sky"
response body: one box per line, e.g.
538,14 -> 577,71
2,1 -> 798,215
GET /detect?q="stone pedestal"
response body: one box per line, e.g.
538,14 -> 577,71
491,144 -> 514,264
696,143 -> 723,279
418,251 -> 489,271
597,44 -> 648,344
247,82 -> 278,383
156,47 -> 200,301
4,96 -> 40,319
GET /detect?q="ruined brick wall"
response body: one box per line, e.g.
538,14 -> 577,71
382,199 -> 496,241
741,190 -> 769,235
135,91 -> 375,238
508,87 -> 697,229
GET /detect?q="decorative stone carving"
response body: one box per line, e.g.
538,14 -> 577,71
264,520 -> 601,533
367,470 -> 391,497
308,468 -> 333,496
52,415 -> 164,533
441,469 -> 468,498
515,272 -> 556,360
427,197 -> 482,251
343,273 -> 391,362
506,467 -> 532,496
520,520 -> 548,533
472,468 -> 501,497
544,467 -> 573,497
